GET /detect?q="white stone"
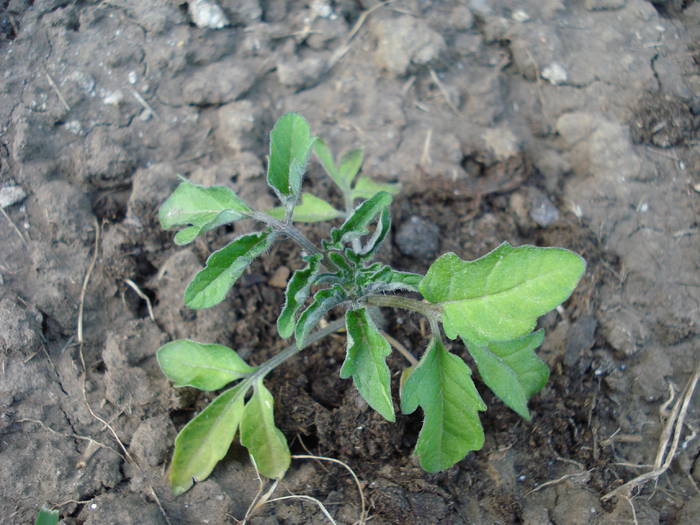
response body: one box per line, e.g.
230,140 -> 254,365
0,185 -> 27,208
188,0 -> 229,29
542,62 -> 568,85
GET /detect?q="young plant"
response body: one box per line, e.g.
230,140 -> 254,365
156,113 -> 585,495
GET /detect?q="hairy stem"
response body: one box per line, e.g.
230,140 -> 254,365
251,318 -> 346,381
249,211 -> 339,271
365,294 -> 442,322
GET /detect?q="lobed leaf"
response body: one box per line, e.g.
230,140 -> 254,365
463,330 -> 548,420
356,207 -> 391,258
295,285 -> 346,348
401,338 -> 486,472
185,231 -> 273,309
351,175 -> 401,201
159,181 -> 251,245
277,254 -> 323,339
266,193 -> 343,223
420,242 -> 586,345
168,383 -> 248,495
240,379 -> 291,479
340,308 -> 395,422
330,191 -> 392,246
157,340 -> 255,391
267,113 -> 315,203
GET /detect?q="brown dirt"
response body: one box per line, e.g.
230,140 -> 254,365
1,1 -> 700,524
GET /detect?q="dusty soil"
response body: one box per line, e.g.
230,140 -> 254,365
1,1 -> 700,524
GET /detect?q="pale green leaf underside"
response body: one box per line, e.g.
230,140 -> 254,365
331,191 -> 392,245
159,181 -> 250,245
240,379 -> 291,479
401,338 -> 486,472
169,384 -> 247,496
295,285 -> 346,348
314,139 -> 341,187
351,175 -> 401,201
338,148 -> 364,188
185,231 -> 272,309
277,254 -> 322,339
267,113 -> 315,202
267,193 -> 343,223
340,308 -> 395,422
420,243 -> 586,344
157,339 -> 255,391
464,330 -> 548,420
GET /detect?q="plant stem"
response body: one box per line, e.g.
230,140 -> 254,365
365,294 -> 442,322
249,211 -> 339,272
250,318 -> 346,381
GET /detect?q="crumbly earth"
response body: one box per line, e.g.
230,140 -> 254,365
1,1 -> 699,524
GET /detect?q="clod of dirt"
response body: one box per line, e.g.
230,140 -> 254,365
598,306 -> 648,357
78,493 -> 167,525
181,59 -> 257,106
0,295 -> 43,355
564,315 -> 597,373
129,414 -> 176,467
126,163 -> 179,230
27,180 -> 95,244
276,51 -> 329,89
395,216 -> 440,259
79,128 -> 135,188
215,99 -> 267,154
551,485 -> 602,525
630,92 -> 698,148
371,14 -> 446,75
102,320 -> 168,406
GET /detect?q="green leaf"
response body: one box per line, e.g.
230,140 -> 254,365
366,266 -> 423,293
267,193 -> 343,223
357,206 -> 390,257
331,191 -> 392,246
240,379 -> 291,479
401,339 -> 486,472
338,148 -> 364,188
277,254 -> 323,339
314,139 -> 340,186
340,308 -> 395,422
464,330 -> 548,420
267,113 -> 315,203
351,175 -> 401,201
169,383 -> 248,495
185,231 -> 273,309
159,181 -> 251,245
295,285 -> 346,347
34,508 -> 59,525
420,243 -> 586,345
157,340 -> 255,391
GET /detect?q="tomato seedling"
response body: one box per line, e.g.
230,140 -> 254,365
156,113 -> 585,495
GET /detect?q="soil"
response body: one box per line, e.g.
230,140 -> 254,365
1,1 -> 699,524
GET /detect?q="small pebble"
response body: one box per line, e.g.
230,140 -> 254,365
0,185 -> 27,208
529,189 -> 559,226
542,63 -> 568,85
395,216 -> 440,259
189,0 -> 229,29
268,266 -> 290,288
